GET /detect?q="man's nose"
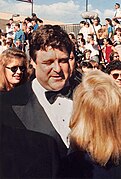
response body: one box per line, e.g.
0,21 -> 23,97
53,60 -> 61,72
118,74 -> 121,79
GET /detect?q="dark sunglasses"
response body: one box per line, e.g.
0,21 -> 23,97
6,66 -> 26,73
112,73 -> 121,79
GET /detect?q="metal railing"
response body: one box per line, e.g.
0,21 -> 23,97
60,24 -> 80,36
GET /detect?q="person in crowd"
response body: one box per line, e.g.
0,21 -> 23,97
61,69 -> 121,178
78,20 -> 85,33
77,38 -> 86,53
1,25 -> 73,160
31,12 -> 43,26
14,23 -> 25,48
83,49 -> 92,61
102,37 -> 117,63
0,48 -> 30,91
97,28 -> 106,47
109,51 -> 120,61
6,37 -> 15,49
90,58 -> 99,69
105,18 -> 114,39
113,3 -> 121,24
91,17 -> 102,41
6,23 -> 14,39
106,60 -> 121,88
6,18 -> 15,37
24,17 -> 32,33
0,33 -> 6,47
31,18 -> 39,31
112,19 -> 121,31
113,27 -> 121,59
113,27 -> 121,43
68,32 -> 77,47
68,46 -> 83,97
79,21 -> 92,43
85,34 -> 99,57
80,61 -> 93,74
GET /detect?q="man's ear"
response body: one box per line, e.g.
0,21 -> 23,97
30,59 -> 36,69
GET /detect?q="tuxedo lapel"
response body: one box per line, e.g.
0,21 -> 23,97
3,82 -> 67,158
12,92 -> 56,135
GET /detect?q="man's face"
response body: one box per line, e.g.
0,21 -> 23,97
115,4 -> 119,9
110,69 -> 121,88
33,47 -> 70,91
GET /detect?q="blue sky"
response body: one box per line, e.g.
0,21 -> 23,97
0,0 -> 119,24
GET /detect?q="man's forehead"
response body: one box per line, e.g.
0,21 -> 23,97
36,47 -> 69,58
111,69 -> 121,73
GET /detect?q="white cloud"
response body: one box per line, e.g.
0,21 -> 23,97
0,0 -> 83,23
35,0 -> 81,23
0,0 -> 115,24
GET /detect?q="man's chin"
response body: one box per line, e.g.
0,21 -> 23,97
50,84 -> 65,91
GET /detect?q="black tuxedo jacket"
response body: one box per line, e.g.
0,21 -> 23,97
1,82 -> 67,159
0,125 -> 60,178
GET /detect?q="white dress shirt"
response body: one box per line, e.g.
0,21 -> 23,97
114,8 -> 121,23
32,78 -> 73,147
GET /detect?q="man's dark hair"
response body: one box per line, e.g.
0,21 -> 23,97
106,60 -> 121,74
15,23 -> 20,28
115,3 -> 120,7
9,18 -> 13,21
25,17 -> 32,22
29,24 -> 73,61
109,52 -> 119,61
80,61 -> 93,68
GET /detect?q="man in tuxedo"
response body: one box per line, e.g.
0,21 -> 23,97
1,24 -> 73,159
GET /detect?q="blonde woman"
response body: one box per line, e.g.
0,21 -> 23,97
0,47 -> 30,91
62,70 -> 121,178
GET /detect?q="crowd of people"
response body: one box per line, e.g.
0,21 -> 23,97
0,2 -> 121,179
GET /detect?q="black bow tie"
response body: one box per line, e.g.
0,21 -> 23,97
45,86 -> 71,104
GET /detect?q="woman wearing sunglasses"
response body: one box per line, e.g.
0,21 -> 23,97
106,60 -> 121,88
0,47 -> 30,91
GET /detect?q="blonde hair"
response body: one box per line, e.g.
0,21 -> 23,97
70,70 -> 121,166
0,48 -> 29,91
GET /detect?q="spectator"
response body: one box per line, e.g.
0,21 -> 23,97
79,21 -> 92,43
102,37 -> 117,63
113,27 -> 121,42
105,18 -> 114,39
113,3 -> 121,24
14,23 -> 25,47
80,61 -> 93,73
6,23 -> 14,38
112,19 -> 121,31
79,20 -> 85,33
109,51 -> 120,61
31,18 -> 39,31
91,17 -> 102,41
0,48 -> 29,91
24,17 -> 32,32
83,49 -> 92,61
85,34 -> 99,57
106,60 -> 121,88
